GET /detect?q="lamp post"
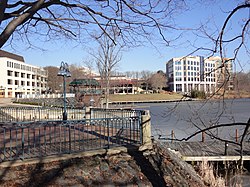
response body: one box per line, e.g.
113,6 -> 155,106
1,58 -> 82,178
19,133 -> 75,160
90,96 -> 95,106
57,61 -> 71,120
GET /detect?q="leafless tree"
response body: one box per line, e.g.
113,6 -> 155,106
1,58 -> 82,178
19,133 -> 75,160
0,0 -> 186,49
141,70 -> 153,93
44,64 -> 87,93
44,66 -> 60,93
149,72 -> 166,92
90,30 -> 122,108
168,1 -> 250,140
69,64 -> 88,80
233,71 -> 250,93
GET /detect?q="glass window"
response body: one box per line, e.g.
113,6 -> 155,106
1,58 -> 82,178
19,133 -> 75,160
176,84 -> 182,92
7,79 -> 12,85
7,70 -> 13,76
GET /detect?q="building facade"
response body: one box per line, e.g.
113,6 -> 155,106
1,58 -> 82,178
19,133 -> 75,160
0,50 -> 48,98
166,56 -> 233,93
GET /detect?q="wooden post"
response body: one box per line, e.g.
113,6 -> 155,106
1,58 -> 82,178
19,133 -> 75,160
171,130 -> 174,143
235,129 -> 238,143
224,141 -> 228,156
202,131 -> 205,142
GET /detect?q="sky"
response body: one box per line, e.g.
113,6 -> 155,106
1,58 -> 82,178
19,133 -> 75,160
2,0 -> 250,73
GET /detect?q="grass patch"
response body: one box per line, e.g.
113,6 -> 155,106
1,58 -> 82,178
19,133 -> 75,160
109,93 -> 183,102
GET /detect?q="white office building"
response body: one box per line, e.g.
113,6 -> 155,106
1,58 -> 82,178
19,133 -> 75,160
166,56 -> 233,93
0,50 -> 48,98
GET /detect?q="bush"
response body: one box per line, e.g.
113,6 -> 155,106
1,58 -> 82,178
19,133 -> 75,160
198,159 -> 226,187
190,90 -> 206,99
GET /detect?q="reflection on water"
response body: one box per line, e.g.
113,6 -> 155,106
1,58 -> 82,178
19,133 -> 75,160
135,98 -> 250,141
134,98 -> 250,186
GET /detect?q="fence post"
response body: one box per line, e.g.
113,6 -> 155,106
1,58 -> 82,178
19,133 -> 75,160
3,127 -> 6,160
141,110 -> 151,146
236,129 -> 238,143
38,108 -> 41,121
22,127 -> 25,159
171,130 -> 175,143
202,131 -> 205,142
224,141 -> 228,156
85,107 -> 91,120
107,118 -> 110,149
69,124 -> 71,153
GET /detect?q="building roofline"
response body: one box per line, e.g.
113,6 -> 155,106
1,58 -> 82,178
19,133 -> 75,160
0,49 -> 25,62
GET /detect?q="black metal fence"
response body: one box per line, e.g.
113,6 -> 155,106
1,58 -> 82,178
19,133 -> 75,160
0,117 -> 142,162
0,106 -> 85,122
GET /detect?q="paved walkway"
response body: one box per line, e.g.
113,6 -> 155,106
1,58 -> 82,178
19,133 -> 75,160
0,98 -> 13,106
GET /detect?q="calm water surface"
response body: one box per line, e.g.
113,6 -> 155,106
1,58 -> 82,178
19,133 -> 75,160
135,98 -> 250,141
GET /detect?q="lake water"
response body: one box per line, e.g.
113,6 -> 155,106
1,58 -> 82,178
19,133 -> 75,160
135,98 -> 250,141
134,98 -> 250,185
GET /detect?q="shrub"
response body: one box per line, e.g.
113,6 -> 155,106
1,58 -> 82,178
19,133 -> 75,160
190,90 -> 206,99
198,159 -> 226,187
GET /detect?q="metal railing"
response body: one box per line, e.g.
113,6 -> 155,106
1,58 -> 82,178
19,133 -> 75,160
0,117 -> 141,162
0,106 -> 85,122
90,108 -> 142,119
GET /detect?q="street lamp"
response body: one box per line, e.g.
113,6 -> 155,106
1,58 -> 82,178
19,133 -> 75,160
57,61 -> 71,120
90,96 -> 95,106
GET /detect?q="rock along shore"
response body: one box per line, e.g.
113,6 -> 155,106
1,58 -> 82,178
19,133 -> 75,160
0,143 -> 206,187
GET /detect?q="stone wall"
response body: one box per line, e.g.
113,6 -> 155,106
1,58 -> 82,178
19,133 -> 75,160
0,143 -> 206,187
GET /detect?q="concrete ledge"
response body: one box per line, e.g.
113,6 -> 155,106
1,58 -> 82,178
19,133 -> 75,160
0,146 -> 128,168
181,155 -> 250,162
139,143 -> 153,151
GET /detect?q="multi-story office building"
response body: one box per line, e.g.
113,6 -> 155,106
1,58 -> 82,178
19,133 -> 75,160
0,50 -> 48,98
166,56 -> 233,93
